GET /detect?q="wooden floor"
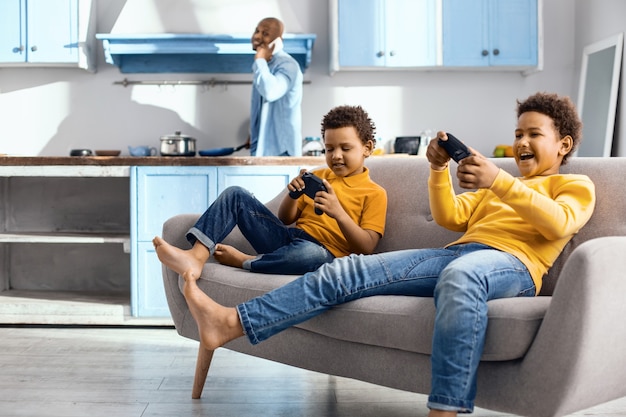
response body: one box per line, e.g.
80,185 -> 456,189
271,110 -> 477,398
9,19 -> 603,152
1,326 -> 625,417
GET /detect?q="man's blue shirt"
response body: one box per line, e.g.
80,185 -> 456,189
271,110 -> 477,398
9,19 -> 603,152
250,50 -> 303,156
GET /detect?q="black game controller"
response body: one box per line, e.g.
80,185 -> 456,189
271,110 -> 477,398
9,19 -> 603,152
289,172 -> 327,215
438,132 -> 471,163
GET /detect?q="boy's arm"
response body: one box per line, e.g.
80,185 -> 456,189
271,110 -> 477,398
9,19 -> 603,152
491,170 -> 596,239
278,169 -> 308,225
277,193 -> 301,225
317,179 -> 383,255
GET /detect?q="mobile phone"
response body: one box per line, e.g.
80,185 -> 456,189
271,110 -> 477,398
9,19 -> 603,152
268,37 -> 283,53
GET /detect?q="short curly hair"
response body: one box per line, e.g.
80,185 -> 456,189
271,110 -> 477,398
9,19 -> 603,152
321,105 -> 376,146
516,92 -> 582,164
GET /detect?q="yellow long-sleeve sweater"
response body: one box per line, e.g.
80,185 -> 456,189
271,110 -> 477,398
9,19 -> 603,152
428,167 -> 596,293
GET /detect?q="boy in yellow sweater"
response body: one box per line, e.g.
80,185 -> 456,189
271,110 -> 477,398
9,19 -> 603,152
153,105 -> 387,277
178,92 -> 596,417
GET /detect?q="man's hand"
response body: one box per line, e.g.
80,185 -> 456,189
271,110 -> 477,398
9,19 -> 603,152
255,42 -> 274,61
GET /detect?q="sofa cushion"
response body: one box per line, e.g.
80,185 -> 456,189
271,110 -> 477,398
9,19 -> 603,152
190,261 -> 550,361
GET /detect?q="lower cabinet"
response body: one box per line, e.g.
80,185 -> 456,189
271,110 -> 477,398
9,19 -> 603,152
131,166 -> 300,317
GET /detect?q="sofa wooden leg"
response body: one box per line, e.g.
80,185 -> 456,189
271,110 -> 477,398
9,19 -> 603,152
192,344 -> 214,399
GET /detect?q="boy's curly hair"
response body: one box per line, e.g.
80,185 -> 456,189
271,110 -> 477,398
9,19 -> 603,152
321,105 -> 376,146
517,92 -> 582,164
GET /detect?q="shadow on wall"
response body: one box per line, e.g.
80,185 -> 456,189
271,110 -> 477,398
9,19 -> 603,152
42,101 -> 201,156
41,89 -> 253,156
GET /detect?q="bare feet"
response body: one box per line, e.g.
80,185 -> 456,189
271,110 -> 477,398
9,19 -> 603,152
153,236 -> 209,280
182,277 -> 244,350
214,244 -> 255,268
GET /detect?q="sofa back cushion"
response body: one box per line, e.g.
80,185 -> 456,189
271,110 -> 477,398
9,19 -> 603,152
267,157 -> 625,296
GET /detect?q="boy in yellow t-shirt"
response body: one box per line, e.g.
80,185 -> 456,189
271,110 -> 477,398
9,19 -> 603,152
153,105 -> 387,276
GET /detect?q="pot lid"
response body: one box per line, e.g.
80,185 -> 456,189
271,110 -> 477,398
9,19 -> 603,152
160,131 -> 196,141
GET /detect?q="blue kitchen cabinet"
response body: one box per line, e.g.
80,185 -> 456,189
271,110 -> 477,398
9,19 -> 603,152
335,0 -> 437,68
443,0 -> 538,67
131,166 -> 218,317
130,166 -> 300,318
0,0 -> 96,70
217,166 -> 300,204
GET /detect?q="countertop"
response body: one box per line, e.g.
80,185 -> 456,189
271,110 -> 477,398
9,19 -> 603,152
0,156 -> 327,166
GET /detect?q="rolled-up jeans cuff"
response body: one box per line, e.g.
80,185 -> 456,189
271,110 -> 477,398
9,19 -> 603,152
236,303 -> 260,345
186,227 -> 216,254
428,397 -> 473,414
242,257 -> 259,271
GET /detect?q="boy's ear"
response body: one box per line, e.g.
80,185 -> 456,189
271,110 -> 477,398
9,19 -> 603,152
559,135 -> 574,155
363,140 -> 375,156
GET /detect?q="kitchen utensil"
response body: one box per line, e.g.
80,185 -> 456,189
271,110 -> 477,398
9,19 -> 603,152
95,150 -> 121,156
128,146 -> 157,156
302,137 -> 324,156
70,149 -> 92,156
160,131 -> 196,156
394,136 -> 421,155
198,143 -> 248,157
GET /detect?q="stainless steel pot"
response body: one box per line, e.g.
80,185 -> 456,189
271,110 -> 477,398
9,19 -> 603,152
160,131 -> 196,156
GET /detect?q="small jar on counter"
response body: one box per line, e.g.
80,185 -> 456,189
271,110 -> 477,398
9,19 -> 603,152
302,137 -> 324,156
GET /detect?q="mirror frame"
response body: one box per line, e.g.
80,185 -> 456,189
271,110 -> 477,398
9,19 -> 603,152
576,32 -> 624,157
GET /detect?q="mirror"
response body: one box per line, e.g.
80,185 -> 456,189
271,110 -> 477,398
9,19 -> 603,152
576,33 -> 624,157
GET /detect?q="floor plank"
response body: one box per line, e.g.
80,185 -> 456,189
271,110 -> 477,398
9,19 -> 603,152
0,326 -> 624,417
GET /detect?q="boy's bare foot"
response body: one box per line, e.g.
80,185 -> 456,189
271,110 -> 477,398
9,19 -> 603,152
153,236 -> 209,281
214,244 -> 255,268
182,278 -> 244,350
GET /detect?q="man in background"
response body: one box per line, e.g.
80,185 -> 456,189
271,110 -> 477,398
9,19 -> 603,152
249,17 -> 303,156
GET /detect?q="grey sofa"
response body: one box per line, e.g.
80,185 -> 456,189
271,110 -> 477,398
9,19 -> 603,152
161,156 -> 626,417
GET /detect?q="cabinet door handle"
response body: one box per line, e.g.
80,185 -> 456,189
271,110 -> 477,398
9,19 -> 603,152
376,50 -> 385,58
12,45 -> 25,53
481,49 -> 489,56
31,45 -> 38,52
493,48 -> 500,56
389,50 -> 396,57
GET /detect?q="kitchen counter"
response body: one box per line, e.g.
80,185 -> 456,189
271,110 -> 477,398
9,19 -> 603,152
0,156 -> 326,166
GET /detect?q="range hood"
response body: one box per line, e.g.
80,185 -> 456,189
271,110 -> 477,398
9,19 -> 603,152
95,33 -> 316,74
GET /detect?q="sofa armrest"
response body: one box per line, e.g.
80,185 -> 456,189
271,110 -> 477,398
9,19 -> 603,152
160,214 -> 198,334
483,236 -> 626,416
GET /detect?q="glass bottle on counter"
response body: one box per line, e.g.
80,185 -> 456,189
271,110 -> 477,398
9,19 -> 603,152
302,137 -> 324,156
418,129 -> 435,155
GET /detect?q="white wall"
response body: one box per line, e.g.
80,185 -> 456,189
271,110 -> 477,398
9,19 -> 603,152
0,0 -> 602,157
574,0 -> 626,156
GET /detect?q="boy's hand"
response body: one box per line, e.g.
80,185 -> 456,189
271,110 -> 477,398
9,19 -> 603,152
456,150 -> 500,189
427,131 -> 453,170
314,180 -> 343,218
288,169 -> 308,193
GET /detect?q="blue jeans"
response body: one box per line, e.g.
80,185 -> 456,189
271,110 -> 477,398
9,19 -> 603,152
186,186 -> 334,274
236,243 -> 536,412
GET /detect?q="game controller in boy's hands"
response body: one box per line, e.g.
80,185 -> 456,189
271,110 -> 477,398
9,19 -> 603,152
288,172 -> 327,215
438,132 -> 472,163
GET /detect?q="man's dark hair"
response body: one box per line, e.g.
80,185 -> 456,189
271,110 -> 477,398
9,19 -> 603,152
517,92 -> 582,164
321,105 -> 376,146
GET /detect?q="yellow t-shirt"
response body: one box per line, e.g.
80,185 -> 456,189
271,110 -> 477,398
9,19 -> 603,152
295,167 -> 387,257
428,167 -> 596,293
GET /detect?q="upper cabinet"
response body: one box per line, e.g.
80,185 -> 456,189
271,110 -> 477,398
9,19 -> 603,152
333,0 -> 438,69
0,0 -> 96,71
330,0 -> 541,73
443,0 -> 538,67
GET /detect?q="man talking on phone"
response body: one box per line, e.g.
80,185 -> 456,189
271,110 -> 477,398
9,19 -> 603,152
248,17 -> 303,156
